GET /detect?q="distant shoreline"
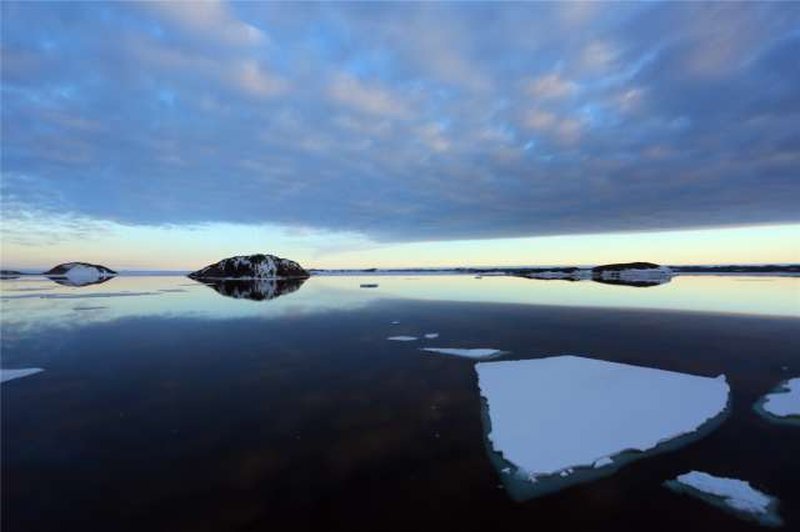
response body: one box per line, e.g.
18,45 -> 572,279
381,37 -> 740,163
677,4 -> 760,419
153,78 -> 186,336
3,265 -> 799,278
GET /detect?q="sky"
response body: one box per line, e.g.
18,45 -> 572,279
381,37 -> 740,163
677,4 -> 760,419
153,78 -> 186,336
2,2 -> 799,270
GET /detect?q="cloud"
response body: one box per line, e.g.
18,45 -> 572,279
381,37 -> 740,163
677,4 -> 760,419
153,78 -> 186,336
144,0 -> 266,47
233,60 -> 287,97
525,73 -> 577,100
327,72 -> 412,119
523,109 -> 584,145
2,2 -> 799,244
580,41 -> 619,74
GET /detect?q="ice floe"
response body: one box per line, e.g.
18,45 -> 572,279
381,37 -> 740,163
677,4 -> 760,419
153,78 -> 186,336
387,336 -> 417,341
665,471 -> 782,527
476,355 -> 729,500
424,333 -> 439,339
754,377 -> 800,425
420,348 -> 503,360
1,368 -> 44,384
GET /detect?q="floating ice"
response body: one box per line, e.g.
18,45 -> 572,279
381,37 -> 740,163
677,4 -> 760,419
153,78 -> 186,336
1,368 -> 44,384
476,355 -> 729,500
424,333 -> 439,339
593,457 -> 613,468
665,471 -> 782,527
420,347 -> 503,359
387,336 -> 417,341
755,377 -> 800,425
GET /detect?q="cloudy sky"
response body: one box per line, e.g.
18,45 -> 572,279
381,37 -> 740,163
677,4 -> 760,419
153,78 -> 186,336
2,1 -> 799,269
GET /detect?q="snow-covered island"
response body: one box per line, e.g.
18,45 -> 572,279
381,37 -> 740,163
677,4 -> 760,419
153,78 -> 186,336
665,471 -> 782,526
754,378 -> 800,426
476,356 -> 729,501
509,262 -> 673,286
44,262 -> 117,287
517,267 -> 592,281
188,254 -> 310,280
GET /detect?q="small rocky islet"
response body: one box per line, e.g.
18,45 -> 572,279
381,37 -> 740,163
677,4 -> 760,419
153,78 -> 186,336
44,262 -> 117,287
187,254 -> 310,280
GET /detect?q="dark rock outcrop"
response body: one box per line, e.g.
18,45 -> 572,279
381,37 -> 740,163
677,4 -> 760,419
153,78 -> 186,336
188,254 -> 309,280
591,262 -> 672,287
591,261 -> 663,273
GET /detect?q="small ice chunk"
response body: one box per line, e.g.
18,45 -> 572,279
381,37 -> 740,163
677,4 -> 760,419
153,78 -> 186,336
665,471 -> 781,526
420,347 -> 503,360
424,333 -> 439,339
387,336 -> 417,341
1,368 -> 44,384
391,321 -> 400,325
756,377 -> 800,421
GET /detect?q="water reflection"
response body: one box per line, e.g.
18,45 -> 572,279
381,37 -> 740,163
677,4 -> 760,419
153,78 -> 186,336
0,275 -> 797,338
46,275 -> 117,288
194,277 -> 307,301
591,278 -> 670,288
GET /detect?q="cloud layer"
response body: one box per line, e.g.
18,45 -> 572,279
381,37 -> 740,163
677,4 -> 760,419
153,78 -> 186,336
2,2 -> 799,241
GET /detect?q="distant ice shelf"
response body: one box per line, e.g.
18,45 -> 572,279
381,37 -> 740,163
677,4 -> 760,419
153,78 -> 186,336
420,347 -> 503,359
476,355 -> 729,501
1,368 -> 44,384
665,471 -> 782,527
754,377 -> 800,425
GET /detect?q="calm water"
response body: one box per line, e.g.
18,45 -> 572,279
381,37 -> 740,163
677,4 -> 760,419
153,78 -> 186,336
2,274 -> 799,531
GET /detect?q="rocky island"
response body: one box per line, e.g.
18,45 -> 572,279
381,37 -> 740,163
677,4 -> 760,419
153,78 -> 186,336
591,262 -> 673,287
44,262 -> 117,286
188,254 -> 310,280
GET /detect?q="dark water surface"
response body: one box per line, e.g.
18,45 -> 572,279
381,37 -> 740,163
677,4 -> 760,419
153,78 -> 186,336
2,275 -> 798,531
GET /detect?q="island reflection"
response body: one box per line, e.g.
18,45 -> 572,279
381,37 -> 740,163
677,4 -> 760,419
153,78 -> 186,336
192,277 -> 307,301
591,278 -> 671,288
46,275 -> 117,288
